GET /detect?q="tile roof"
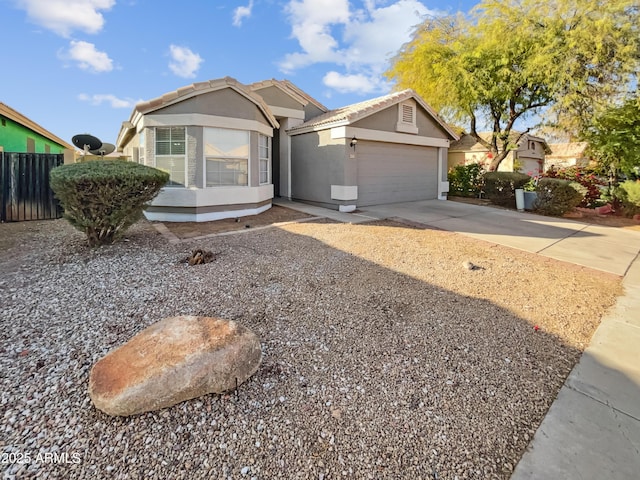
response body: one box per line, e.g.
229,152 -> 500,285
0,102 -> 73,150
288,89 -> 458,139
547,142 -> 589,158
450,131 -> 550,152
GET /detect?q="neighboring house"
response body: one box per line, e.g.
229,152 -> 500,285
0,102 -> 74,159
545,142 -> 591,170
116,77 -> 458,221
448,132 -> 550,175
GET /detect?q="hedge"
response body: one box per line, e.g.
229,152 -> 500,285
483,172 -> 530,207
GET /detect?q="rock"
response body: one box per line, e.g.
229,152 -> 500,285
633,214 -> 640,222
462,260 -> 481,271
89,316 -> 262,416
595,204 -> 613,215
182,249 -> 216,265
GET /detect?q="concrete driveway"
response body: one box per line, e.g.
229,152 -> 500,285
359,199 -> 640,277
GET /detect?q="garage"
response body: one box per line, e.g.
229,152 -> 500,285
357,141 -> 439,206
287,89 -> 458,210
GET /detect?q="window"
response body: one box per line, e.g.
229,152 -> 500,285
396,101 -> 418,134
259,134 -> 270,185
155,127 -> 186,187
44,144 -> 50,154
27,137 -> 35,153
204,128 -> 249,187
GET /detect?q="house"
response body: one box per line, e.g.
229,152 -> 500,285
448,132 -> 550,175
0,102 -> 74,160
545,142 -> 592,170
116,77 -> 458,221
287,90 -> 458,211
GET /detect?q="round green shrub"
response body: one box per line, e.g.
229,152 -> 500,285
50,160 -> 169,246
483,171 -> 530,207
615,180 -> 640,216
533,178 -> 584,216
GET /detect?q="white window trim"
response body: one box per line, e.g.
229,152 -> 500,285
138,130 -> 145,165
396,100 -> 418,134
202,127 -> 250,188
155,126 -> 187,188
259,134 -> 271,185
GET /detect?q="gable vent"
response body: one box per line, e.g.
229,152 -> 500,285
402,104 -> 414,123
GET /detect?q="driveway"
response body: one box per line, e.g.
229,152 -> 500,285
359,199 -> 640,277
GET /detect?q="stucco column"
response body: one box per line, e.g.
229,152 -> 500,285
437,147 -> 449,200
279,118 -> 303,199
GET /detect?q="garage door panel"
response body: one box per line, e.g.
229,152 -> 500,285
357,141 -> 438,206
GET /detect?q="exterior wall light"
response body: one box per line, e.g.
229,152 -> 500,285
350,137 -> 358,149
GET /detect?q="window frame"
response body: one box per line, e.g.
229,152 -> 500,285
138,130 -> 145,165
154,126 -> 187,188
258,134 -> 270,185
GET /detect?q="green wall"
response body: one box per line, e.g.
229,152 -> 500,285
0,115 -> 67,153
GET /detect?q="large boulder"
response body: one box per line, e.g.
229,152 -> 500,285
88,316 -> 262,416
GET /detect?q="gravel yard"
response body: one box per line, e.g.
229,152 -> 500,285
0,217 -> 622,479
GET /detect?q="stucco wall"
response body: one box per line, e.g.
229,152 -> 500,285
353,104 -> 449,139
153,89 -> 270,125
253,86 -> 303,110
304,103 -> 326,122
291,130 -> 347,206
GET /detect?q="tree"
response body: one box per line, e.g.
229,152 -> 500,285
583,97 -> 640,178
386,0 -> 639,171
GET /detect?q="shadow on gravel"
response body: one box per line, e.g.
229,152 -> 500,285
0,218 -> 627,480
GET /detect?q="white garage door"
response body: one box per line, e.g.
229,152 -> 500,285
357,141 -> 438,206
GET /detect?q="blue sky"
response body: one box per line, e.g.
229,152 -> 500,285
1,0 -> 479,149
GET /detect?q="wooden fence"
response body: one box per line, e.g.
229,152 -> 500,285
0,152 -> 63,222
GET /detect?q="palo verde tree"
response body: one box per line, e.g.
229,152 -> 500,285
386,0 -> 639,171
583,96 -> 640,178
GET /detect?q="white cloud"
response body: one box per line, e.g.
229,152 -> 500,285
233,0 -> 254,27
16,0 -> 115,37
323,71 -> 387,94
168,45 -> 203,79
280,0 -> 435,95
280,0 -> 350,72
62,40 -> 113,73
78,93 -> 139,108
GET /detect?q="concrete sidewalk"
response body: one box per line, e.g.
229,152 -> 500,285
511,260 -> 640,479
276,198 -> 640,479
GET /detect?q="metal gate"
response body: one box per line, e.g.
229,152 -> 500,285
0,152 -> 64,222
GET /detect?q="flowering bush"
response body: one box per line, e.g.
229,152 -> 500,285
541,166 -> 605,208
448,163 -> 484,197
523,173 -> 539,192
